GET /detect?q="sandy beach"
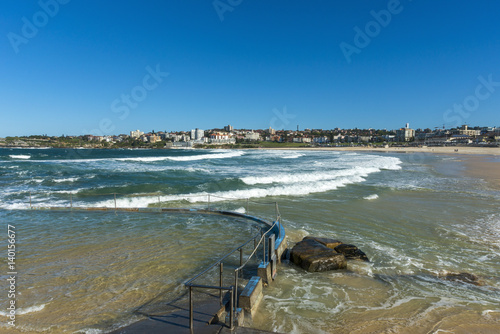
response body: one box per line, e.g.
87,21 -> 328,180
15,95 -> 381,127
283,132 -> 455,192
463,156 -> 500,189
256,145 -> 500,156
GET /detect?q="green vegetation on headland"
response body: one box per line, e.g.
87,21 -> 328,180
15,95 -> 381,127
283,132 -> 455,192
0,136 -> 319,149
194,142 -> 311,149
1,124 -> 498,149
0,135 -> 166,149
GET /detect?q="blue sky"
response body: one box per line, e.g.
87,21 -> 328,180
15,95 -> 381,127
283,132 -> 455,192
2,0 -> 500,136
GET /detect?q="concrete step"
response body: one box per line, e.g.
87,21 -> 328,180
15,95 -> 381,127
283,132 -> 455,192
111,299 -> 225,334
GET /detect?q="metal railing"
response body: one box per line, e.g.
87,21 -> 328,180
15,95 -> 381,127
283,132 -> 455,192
182,196 -> 282,331
184,219 -> 279,330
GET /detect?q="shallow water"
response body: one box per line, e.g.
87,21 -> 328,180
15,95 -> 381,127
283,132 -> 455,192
0,148 -> 499,333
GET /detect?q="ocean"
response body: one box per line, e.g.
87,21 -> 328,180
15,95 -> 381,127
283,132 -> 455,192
1,148 -> 499,333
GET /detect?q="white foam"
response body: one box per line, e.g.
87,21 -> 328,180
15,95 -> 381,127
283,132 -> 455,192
233,207 -> 246,214
9,155 -> 31,159
65,150 -> 245,163
51,189 -> 85,194
281,153 -> 305,159
166,150 -> 244,161
115,156 -> 172,162
482,309 -> 500,317
0,202 -> 31,210
241,168 -> 375,185
0,304 -> 46,316
54,177 -> 80,183
363,194 -> 379,200
78,329 -> 104,334
87,173 -> 366,208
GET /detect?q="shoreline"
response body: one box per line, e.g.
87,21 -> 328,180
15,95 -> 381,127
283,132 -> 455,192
252,146 -> 500,156
2,145 -> 500,156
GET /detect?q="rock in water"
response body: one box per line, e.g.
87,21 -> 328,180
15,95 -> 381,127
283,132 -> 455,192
303,236 -> 343,249
334,244 -> 370,262
440,272 -> 484,286
290,238 -> 347,272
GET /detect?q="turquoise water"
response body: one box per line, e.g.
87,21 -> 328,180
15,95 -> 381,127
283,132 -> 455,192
1,148 -> 499,333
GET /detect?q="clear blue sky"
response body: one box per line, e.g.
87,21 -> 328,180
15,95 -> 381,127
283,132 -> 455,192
2,0 -> 500,136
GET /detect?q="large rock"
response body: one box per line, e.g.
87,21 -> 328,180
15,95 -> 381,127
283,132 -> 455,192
290,238 -> 347,272
334,244 -> 370,262
303,236 -> 342,249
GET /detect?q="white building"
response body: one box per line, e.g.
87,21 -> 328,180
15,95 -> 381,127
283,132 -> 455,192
293,137 -> 312,143
191,128 -> 205,141
210,132 -> 236,144
396,124 -> 415,142
130,130 -> 144,138
313,136 -> 329,144
245,131 -> 260,141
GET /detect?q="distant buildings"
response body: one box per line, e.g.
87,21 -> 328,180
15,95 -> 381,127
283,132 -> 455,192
33,123 -> 496,149
130,130 -> 144,138
245,131 -> 261,141
190,128 -> 205,141
209,132 -> 235,144
293,137 -> 312,143
396,123 -> 415,142
454,125 -> 480,137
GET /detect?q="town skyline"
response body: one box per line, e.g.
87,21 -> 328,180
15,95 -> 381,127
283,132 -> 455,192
2,123 -> 499,149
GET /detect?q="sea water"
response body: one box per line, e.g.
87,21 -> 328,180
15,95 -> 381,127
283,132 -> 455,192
0,148 -> 499,333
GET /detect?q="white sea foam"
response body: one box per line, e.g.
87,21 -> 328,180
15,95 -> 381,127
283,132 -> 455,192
0,202 -> 31,210
54,177 -> 80,183
482,309 -> 500,317
363,194 -> 379,200
0,304 -> 46,316
281,153 -> 305,159
115,156 -> 172,162
233,207 -> 246,214
166,150 -> 244,161
241,168 -> 375,185
9,154 -> 31,159
78,329 -> 104,334
88,173 -> 367,208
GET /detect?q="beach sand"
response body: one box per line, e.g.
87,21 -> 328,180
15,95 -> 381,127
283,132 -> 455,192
463,156 -> 500,189
256,145 -> 500,156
